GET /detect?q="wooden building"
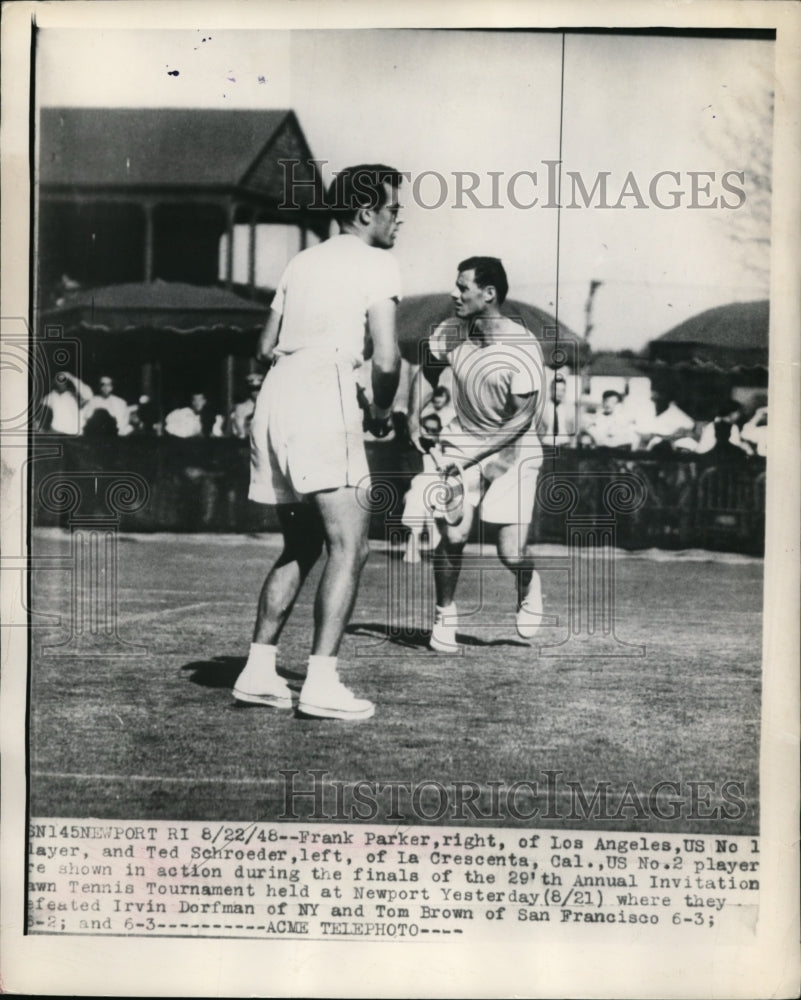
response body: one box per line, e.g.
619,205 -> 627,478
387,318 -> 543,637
37,107 -> 329,416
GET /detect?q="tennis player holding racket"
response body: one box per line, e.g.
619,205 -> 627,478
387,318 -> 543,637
408,257 -> 547,652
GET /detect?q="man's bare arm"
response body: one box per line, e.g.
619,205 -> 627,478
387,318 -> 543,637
256,308 -> 282,364
447,391 -> 538,472
367,298 -> 400,416
407,365 -> 436,450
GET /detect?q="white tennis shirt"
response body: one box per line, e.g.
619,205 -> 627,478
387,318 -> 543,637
271,234 -> 402,367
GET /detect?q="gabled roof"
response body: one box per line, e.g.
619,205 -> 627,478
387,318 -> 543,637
38,107 -> 320,194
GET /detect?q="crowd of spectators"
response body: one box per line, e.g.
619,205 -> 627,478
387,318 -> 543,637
37,366 -> 769,460
551,380 -> 768,459
37,371 -> 265,440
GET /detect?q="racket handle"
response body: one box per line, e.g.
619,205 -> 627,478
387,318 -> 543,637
429,444 -> 445,472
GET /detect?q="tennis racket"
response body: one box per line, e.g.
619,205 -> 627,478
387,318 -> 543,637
428,444 -> 470,527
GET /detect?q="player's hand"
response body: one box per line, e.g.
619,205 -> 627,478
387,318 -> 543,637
356,386 -> 393,438
365,405 -> 393,439
441,459 -> 467,480
407,420 -> 429,453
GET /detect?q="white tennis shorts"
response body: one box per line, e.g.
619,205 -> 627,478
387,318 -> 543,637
438,430 -> 541,526
249,351 -> 369,504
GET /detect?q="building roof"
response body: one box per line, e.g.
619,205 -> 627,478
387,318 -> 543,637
39,107 -> 320,195
587,351 -> 648,379
655,300 -> 768,351
41,280 -> 268,336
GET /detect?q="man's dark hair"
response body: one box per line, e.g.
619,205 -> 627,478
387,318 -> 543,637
457,256 -> 509,306
433,385 -> 450,400
716,398 -> 740,418
602,389 -> 622,402
83,409 -> 118,438
714,420 -> 733,444
327,164 -> 403,224
422,412 -> 442,432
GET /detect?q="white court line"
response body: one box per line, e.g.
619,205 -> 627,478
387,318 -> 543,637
32,772 -> 284,786
30,772 -> 759,806
119,601 -> 219,625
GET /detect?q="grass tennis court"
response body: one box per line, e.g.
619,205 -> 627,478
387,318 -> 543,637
29,528 -> 762,833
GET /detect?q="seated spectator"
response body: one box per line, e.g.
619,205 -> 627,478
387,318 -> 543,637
740,404 -> 768,457
81,375 -> 132,436
41,370 -> 93,435
703,420 -> 748,463
230,373 -> 264,439
401,412 -> 443,563
634,384 -> 695,452
696,400 -> 747,455
583,390 -> 638,449
129,395 -> 160,436
420,383 -> 456,430
165,392 -> 223,438
82,409 -> 119,438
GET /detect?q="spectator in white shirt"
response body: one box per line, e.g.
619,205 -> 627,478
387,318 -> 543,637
539,373 -> 578,447
81,375 -> 132,436
583,390 -> 638,449
634,385 -> 695,452
740,404 -> 768,457
165,392 -> 224,438
41,371 -> 93,435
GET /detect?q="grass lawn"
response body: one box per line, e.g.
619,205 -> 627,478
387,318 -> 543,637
28,529 -> 762,832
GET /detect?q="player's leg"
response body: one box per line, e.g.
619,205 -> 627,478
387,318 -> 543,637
310,486 -> 370,655
401,473 -> 428,563
234,503 -> 324,707
297,485 -> 374,720
483,462 -> 545,639
496,521 -> 535,602
430,504 -> 475,652
253,503 -> 325,644
496,521 -> 544,639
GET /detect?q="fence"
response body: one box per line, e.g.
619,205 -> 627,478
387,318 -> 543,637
31,436 -> 766,555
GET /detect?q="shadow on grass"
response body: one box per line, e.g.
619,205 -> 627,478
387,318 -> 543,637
346,622 -> 529,649
181,655 -> 305,690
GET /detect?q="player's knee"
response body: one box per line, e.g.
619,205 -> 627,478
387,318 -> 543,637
439,525 -> 469,550
355,535 -> 370,568
497,540 -> 530,569
327,531 -> 369,568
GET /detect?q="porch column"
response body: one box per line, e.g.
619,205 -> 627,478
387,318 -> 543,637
248,211 -> 258,297
143,201 -> 155,282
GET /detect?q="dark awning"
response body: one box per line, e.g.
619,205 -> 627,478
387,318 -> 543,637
41,280 -> 270,338
648,300 -> 769,370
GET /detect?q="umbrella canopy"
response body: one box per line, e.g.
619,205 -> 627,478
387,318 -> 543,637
648,300 -> 768,371
41,280 -> 270,340
396,293 -> 584,366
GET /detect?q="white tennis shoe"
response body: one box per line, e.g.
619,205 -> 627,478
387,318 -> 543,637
429,604 -> 459,653
233,676 -> 293,710
298,675 -> 375,721
516,572 -> 544,640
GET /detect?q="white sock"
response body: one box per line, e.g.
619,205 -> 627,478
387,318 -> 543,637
305,655 -> 338,685
524,572 -> 542,602
239,643 -> 278,680
435,603 -> 457,620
